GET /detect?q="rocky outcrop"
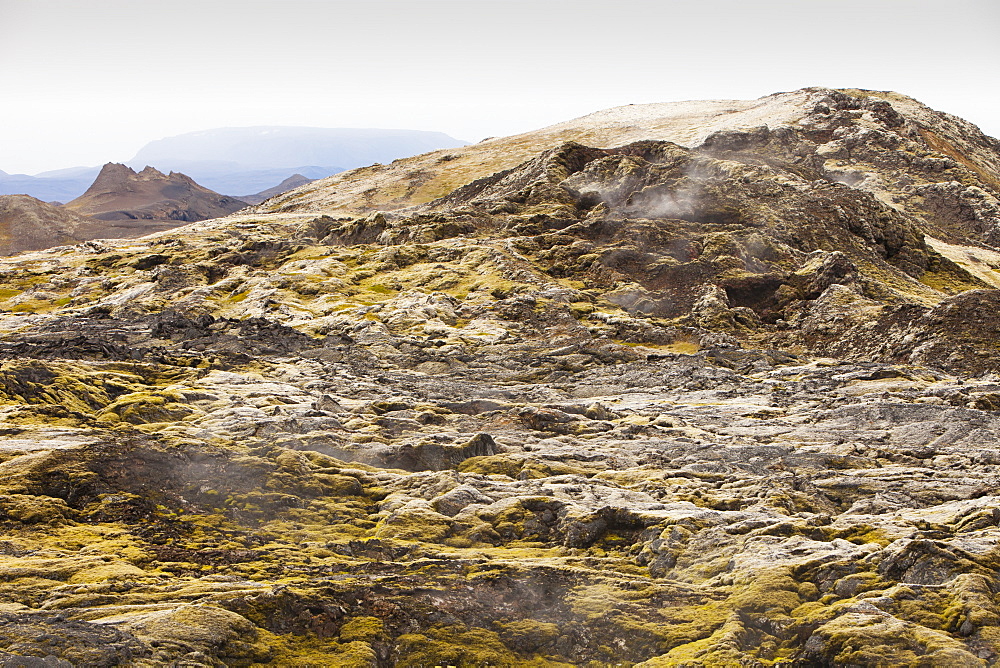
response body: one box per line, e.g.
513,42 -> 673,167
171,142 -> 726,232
253,88 -> 1000,230
0,88 -> 998,665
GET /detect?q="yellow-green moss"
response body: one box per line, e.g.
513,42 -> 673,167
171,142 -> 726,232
373,506 -> 452,543
97,390 -> 197,424
919,268 -> 986,295
339,616 -> 385,642
458,454 -> 597,480
67,561 -> 149,584
393,625 -> 521,667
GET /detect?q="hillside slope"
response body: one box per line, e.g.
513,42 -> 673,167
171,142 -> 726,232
0,195 -> 106,255
0,89 -> 999,665
258,87 -> 1000,248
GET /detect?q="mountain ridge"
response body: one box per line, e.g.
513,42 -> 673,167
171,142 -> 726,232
64,162 -> 246,226
129,126 -> 468,169
234,173 -> 315,206
1,126 -> 468,201
127,126 -> 468,196
255,87 -> 1000,227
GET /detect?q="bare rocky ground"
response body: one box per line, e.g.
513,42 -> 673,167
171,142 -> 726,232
0,88 -> 999,665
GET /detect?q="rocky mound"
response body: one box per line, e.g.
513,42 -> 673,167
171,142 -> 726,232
0,88 -> 998,665
255,88 -> 1000,230
65,163 -> 246,231
0,194 -> 106,255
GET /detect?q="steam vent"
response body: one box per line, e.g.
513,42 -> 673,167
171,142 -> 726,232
5,88 -> 1000,665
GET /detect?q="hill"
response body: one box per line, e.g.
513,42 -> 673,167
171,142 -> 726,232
257,87 -> 1000,228
0,88 -> 998,665
64,163 -> 246,230
234,173 -> 315,205
0,195 -> 106,255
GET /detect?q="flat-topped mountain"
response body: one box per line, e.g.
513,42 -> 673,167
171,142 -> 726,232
128,126 -> 468,195
64,163 -> 246,232
0,89 -> 999,665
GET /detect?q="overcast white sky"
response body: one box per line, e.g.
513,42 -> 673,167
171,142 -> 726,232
1,0 -> 998,174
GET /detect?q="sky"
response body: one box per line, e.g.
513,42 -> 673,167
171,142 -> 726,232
1,0 -> 998,175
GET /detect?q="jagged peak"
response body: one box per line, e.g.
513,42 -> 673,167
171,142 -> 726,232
166,170 -> 199,186
72,162 -> 136,199
92,162 -> 136,182
138,165 -> 166,179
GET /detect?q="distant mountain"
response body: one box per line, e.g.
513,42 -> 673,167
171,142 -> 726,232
0,163 -> 246,256
127,126 -> 467,195
2,127 -> 466,201
0,167 -> 101,202
0,164 -> 317,203
181,165 -> 336,197
64,163 -> 246,230
235,173 -> 315,206
0,195 -> 104,255
130,126 -> 468,171
34,165 -> 103,179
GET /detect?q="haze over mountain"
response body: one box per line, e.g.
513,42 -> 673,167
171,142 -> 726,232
2,88 -> 1000,665
0,127 -> 468,201
126,126 -> 468,195
0,166 -> 102,203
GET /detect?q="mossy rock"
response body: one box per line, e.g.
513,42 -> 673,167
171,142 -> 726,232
375,503 -> 452,543
109,604 -> 271,665
458,454 -> 593,480
97,391 -> 198,425
67,561 -> 150,584
0,494 -> 74,524
495,619 -> 561,654
802,612 -> 985,666
339,616 -> 385,642
392,625 -> 521,667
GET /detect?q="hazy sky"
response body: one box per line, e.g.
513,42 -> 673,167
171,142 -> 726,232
2,0 -> 998,174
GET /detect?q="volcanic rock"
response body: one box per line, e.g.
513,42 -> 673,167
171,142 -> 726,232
0,88 -> 998,665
